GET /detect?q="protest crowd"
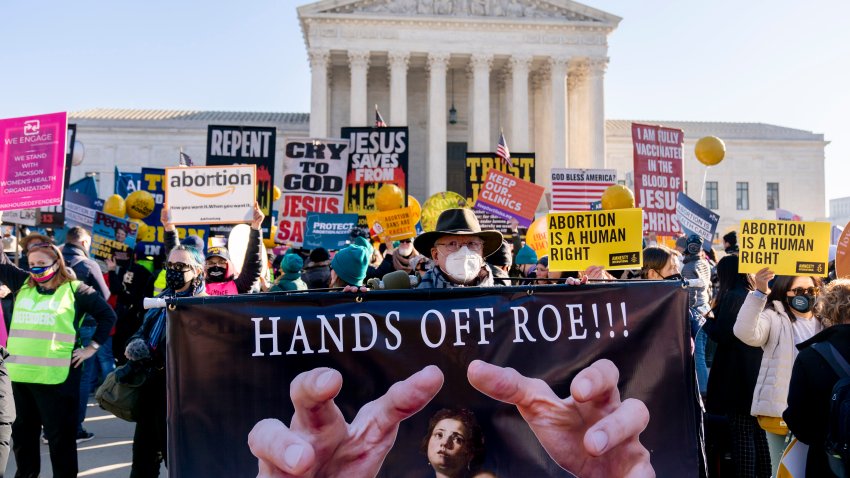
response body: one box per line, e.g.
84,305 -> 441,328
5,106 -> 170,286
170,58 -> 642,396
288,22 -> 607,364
0,117 -> 847,478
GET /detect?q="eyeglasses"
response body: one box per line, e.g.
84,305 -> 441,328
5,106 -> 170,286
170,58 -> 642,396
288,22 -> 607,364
789,287 -> 820,297
435,240 -> 484,253
166,262 -> 192,272
399,239 -> 412,244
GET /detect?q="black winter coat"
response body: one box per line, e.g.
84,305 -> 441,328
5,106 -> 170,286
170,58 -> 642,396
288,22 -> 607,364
784,324 -> 850,478
703,285 -> 763,415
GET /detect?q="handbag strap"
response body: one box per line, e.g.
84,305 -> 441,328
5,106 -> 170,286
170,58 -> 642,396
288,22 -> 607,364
812,341 -> 850,379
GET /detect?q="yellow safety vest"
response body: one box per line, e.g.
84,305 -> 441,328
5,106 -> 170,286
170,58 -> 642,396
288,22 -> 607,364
6,281 -> 80,384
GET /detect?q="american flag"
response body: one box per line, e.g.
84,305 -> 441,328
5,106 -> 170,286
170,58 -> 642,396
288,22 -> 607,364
496,131 -> 512,168
551,168 -> 617,211
374,105 -> 387,128
179,150 -> 194,167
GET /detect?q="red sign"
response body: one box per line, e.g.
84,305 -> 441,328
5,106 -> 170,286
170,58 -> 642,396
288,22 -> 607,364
632,123 -> 684,235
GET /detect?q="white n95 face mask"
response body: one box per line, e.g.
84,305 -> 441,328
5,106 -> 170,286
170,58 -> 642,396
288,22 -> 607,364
444,246 -> 482,283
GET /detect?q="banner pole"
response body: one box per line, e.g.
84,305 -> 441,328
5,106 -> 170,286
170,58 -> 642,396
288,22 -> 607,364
699,166 -> 708,203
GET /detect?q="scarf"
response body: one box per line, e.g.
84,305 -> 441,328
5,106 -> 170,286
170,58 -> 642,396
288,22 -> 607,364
146,277 -> 205,351
392,249 -> 419,274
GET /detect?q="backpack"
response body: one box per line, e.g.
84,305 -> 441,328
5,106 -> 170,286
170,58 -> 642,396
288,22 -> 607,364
811,341 -> 850,478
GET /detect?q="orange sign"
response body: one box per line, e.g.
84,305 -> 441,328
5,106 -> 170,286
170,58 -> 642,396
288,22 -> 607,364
473,168 -> 545,227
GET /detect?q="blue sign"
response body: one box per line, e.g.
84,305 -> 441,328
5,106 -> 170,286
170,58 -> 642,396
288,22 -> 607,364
303,213 -> 359,250
114,167 -> 143,197
589,200 -> 602,211
676,192 -> 720,249
64,190 -> 105,230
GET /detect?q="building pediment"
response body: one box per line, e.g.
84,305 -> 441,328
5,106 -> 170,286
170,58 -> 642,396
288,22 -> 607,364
299,0 -> 621,25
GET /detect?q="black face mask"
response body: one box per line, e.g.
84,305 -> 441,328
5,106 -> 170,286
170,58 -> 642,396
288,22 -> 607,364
165,268 -> 192,291
664,273 -> 684,281
206,266 -> 228,283
789,295 -> 816,314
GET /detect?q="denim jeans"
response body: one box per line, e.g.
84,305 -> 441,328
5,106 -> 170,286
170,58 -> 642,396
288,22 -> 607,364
694,327 -> 709,396
77,324 -> 116,433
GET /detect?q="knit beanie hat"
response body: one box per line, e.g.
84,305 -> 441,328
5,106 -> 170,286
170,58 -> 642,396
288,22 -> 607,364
282,253 -> 304,274
309,247 -> 330,263
723,230 -> 737,247
515,244 -> 538,265
331,244 -> 370,286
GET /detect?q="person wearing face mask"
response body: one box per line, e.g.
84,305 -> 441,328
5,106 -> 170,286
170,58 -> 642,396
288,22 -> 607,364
413,209 -> 503,289
372,237 -> 421,277
734,268 -> 824,476
0,233 -> 116,478
124,244 -> 206,477
108,243 -> 156,366
161,202 -> 264,296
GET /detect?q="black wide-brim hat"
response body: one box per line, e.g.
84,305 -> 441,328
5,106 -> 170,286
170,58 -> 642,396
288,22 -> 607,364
414,208 -> 503,259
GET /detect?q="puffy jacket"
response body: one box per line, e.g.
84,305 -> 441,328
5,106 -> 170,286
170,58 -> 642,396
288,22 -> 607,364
733,292 -> 822,417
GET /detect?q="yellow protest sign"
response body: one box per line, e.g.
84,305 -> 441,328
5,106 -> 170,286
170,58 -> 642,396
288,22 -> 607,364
547,208 -> 644,271
365,207 -> 416,241
739,220 -> 830,276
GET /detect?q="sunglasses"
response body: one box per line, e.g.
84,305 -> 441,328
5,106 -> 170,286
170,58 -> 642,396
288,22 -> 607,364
26,241 -> 54,252
166,262 -> 192,272
399,239 -> 412,244
788,287 -> 820,297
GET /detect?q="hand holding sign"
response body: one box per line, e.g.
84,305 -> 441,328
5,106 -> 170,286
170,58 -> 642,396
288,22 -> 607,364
248,366 -> 444,477
251,202 -> 265,231
467,359 -> 654,478
754,267 -> 775,295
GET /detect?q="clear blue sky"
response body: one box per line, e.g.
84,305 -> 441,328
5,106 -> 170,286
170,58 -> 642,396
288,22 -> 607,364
2,0 -> 848,205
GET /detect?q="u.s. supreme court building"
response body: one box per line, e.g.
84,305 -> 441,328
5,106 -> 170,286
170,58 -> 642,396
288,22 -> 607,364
67,0 -> 827,237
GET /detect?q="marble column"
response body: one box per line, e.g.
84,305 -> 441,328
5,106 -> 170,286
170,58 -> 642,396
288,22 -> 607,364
388,51 -> 409,126
308,49 -> 330,138
549,56 -> 570,169
427,52 -> 450,196
470,54 -> 493,152
587,57 -> 608,169
348,50 -> 370,127
510,55 -> 532,152
568,61 -> 588,168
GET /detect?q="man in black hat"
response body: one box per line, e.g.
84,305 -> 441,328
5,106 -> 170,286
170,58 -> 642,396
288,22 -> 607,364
413,209 -> 503,288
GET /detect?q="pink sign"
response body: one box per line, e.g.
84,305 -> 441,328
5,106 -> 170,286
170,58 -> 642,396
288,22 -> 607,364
632,123 -> 684,235
0,112 -> 68,211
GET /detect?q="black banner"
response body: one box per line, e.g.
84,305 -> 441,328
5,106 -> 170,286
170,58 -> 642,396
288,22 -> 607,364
206,125 -> 276,232
340,127 -> 409,229
167,282 -> 698,477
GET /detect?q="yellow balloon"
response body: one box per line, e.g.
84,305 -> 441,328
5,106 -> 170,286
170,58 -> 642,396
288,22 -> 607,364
129,218 -> 153,242
420,192 -> 468,232
375,184 -> 405,212
526,216 -> 549,255
263,226 -> 278,249
125,190 -> 155,219
695,136 -> 726,166
103,194 -> 126,218
601,184 -> 635,210
273,186 -> 282,202
408,195 -> 422,223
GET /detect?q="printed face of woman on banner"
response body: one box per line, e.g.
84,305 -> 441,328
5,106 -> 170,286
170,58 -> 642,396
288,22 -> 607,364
422,409 -> 484,478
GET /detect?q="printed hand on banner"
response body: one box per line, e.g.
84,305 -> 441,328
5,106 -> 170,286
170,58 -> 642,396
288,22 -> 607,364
753,267 -> 775,294
161,203 -> 174,232
467,359 -> 654,478
251,202 -> 265,230
248,366 -> 444,478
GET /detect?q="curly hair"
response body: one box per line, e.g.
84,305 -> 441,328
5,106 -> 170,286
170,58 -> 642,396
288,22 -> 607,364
814,278 -> 850,327
420,408 -> 486,470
